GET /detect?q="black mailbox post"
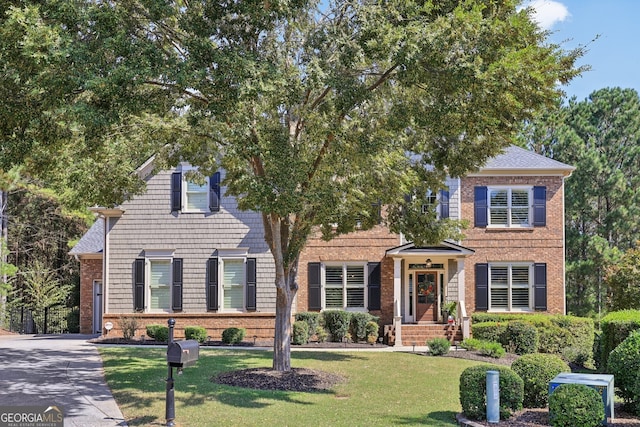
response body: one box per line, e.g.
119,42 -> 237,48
167,340 -> 199,368
165,319 -> 200,427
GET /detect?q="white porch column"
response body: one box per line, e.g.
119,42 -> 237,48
457,259 -> 471,339
457,259 -> 465,302
393,258 -> 403,347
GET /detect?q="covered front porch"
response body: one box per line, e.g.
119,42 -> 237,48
384,241 -> 475,346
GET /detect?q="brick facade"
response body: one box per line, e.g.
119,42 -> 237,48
79,257 -> 102,334
102,312 -> 276,340
297,224 -> 400,326
460,175 -> 566,315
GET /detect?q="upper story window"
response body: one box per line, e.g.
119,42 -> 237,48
171,169 -> 221,213
488,187 -> 531,227
475,186 -> 546,228
415,189 -> 450,219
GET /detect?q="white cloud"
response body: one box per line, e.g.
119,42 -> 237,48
522,0 -> 570,30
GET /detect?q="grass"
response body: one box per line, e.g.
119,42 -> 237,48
99,347 -> 485,426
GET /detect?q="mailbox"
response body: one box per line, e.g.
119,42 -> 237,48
167,340 -> 200,368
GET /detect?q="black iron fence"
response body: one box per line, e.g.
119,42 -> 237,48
1,305 -> 79,334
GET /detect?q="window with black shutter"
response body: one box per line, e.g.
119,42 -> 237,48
367,262 -> 381,311
206,258 -> 219,311
246,258 -> 257,311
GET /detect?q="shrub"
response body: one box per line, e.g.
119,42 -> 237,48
119,316 -> 138,340
504,321 -> 539,355
460,338 -> 484,351
512,353 -> 570,408
478,341 -> 506,358
365,321 -> 379,344
315,325 -> 328,343
221,327 -> 246,344
459,365 -> 523,421
322,310 -> 352,342
600,310 -> 640,371
549,383 -> 604,427
146,324 -> 169,342
427,337 -> 450,356
184,326 -> 207,343
292,321 -> 309,345
349,313 -> 378,342
472,322 -> 507,344
607,330 -> 640,407
295,312 -> 321,338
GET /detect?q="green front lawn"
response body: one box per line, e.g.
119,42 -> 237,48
99,348 -> 483,426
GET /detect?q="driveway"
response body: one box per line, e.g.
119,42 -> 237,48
0,334 -> 127,426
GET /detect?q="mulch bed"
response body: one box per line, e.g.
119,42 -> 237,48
214,367 -> 345,392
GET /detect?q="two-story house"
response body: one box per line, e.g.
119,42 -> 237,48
70,146 -> 574,344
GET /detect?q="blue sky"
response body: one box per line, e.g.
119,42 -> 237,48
524,0 -> 640,101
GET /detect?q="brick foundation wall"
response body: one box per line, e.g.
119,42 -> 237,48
102,313 -> 276,340
460,175 -> 566,315
79,258 -> 102,334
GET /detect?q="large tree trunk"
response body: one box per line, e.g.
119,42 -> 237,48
272,281 -> 294,371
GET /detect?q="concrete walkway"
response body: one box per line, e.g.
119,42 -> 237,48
0,334 -> 127,427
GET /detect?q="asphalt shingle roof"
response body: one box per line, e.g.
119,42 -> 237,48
69,219 -> 103,255
481,145 -> 574,172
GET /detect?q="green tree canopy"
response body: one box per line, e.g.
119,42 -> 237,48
521,87 -> 640,317
5,0 -> 582,370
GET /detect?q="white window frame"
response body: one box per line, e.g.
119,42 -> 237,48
321,262 -> 367,311
181,166 -> 210,213
487,186 -> 532,228
217,248 -> 249,313
144,250 -> 175,313
488,263 -> 533,312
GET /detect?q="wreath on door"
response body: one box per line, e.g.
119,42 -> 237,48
418,283 -> 435,303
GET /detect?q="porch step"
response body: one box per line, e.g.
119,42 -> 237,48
387,323 -> 462,346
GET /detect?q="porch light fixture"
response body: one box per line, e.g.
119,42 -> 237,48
425,259 -> 432,268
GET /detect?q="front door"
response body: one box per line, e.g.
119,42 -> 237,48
93,281 -> 103,334
416,272 -> 437,321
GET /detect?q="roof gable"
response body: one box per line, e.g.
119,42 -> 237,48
69,219 -> 104,256
470,145 -> 575,176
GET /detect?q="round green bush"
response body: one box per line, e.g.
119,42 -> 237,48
549,383 -> 604,427
349,312 -> 377,342
292,320 -> 309,345
295,312 -> 321,337
322,310 -> 352,342
427,337 -> 450,356
471,322 -> 507,344
221,327 -> 246,344
184,326 -> 208,343
146,324 -> 169,342
512,353 -> 570,408
459,365 -> 523,421
365,321 -> 379,343
505,321 -> 539,355
608,330 -> 640,406
478,341 -> 506,358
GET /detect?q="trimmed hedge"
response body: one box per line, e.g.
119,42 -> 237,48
221,327 -> 246,344
471,315 -> 594,366
505,321 -> 538,355
292,321 -> 309,345
549,383 -> 604,427
322,310 -> 352,342
607,330 -> 640,411
512,353 -> 570,408
184,326 -> 208,343
295,312 -> 321,338
459,365 -> 523,421
600,310 -> 640,372
349,312 -> 379,342
146,324 -> 169,342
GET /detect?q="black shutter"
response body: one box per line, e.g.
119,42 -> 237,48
534,263 -> 547,310
246,258 -> 257,311
134,259 -> 145,311
172,258 -> 183,311
440,189 -> 450,219
308,262 -> 322,311
532,186 -> 547,227
207,258 -> 219,311
474,186 -> 488,227
367,262 -> 381,311
209,172 -> 221,212
171,172 -> 182,212
475,263 -> 489,311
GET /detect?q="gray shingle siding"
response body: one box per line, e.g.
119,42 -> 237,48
105,168 -> 276,313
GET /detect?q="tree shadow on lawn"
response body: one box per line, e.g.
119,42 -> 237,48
392,411 -> 459,426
